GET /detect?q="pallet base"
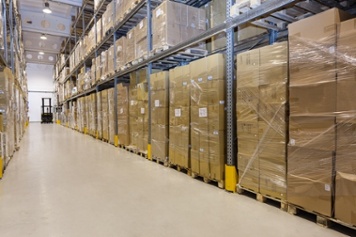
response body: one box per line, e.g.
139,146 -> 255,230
168,163 -> 191,176
152,156 -> 168,166
191,172 -> 224,189
237,186 -> 287,211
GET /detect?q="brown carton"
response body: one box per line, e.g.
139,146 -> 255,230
335,172 -> 356,225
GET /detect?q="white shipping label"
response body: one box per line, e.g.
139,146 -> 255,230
141,108 -> 145,114
199,108 -> 208,118
182,82 -> 187,86
155,100 -> 160,107
219,100 -> 225,105
139,21 -> 144,29
213,131 -> 219,135
329,46 -> 335,54
120,108 -> 123,114
325,184 -> 331,192
199,148 -> 204,152
198,78 -> 203,82
175,109 -> 181,117
130,100 -> 135,105
156,8 -> 163,17
128,32 -> 132,39
289,139 -> 296,146
207,75 -> 213,80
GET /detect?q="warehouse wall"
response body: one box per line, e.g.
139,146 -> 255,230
27,63 -> 55,122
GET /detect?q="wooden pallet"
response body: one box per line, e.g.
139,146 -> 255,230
137,150 -> 148,158
236,186 -> 287,211
168,163 -> 191,176
287,204 -> 333,227
191,172 -> 225,189
125,145 -> 138,154
152,156 -> 168,166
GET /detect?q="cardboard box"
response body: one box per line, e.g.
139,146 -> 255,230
335,172 -> 356,225
125,28 -> 135,63
289,115 -> 335,151
115,37 -> 126,69
152,1 -> 206,50
135,18 -> 148,59
289,82 -> 336,115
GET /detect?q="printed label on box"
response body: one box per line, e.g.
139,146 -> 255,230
139,21 -> 143,29
199,108 -> 208,118
182,82 -> 187,86
155,100 -> 160,107
219,100 -> 225,105
198,78 -> 203,82
130,100 -> 135,105
156,8 -> 163,17
120,108 -> 123,114
207,75 -> 213,80
289,139 -> 296,146
175,109 -> 181,117
325,184 -> 331,192
141,108 -> 145,114
213,130 -> 219,135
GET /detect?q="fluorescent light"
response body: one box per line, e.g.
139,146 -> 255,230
40,34 -> 47,40
39,51 -> 45,55
43,2 -> 52,14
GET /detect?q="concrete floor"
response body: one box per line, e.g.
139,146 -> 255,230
0,123 -> 353,237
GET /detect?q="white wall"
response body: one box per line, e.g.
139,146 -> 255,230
27,63 -> 55,122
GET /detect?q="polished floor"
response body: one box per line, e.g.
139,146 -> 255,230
0,123 -> 353,236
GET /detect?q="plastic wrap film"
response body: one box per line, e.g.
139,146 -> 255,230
0,68 -> 15,157
152,1 -> 206,51
334,18 -> 356,225
189,54 -> 225,181
287,8 -> 353,218
169,65 -> 190,168
125,28 -> 135,64
236,42 -> 288,200
128,69 -> 147,150
69,101 -> 77,129
115,37 -> 126,70
108,88 -> 115,144
101,50 -> 108,80
97,18 -> 103,45
117,83 -> 130,146
135,18 -> 148,59
88,94 -> 97,136
102,1 -> 114,35
107,45 -> 115,75
101,89 -> 109,140
97,92 -> 103,139
115,0 -> 125,23
87,26 -> 96,52
94,0 -> 104,11
151,71 -> 169,162
95,55 -> 102,83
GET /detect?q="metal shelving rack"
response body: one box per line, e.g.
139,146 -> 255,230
55,0 -> 356,190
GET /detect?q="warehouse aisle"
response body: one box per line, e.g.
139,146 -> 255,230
0,124 -> 351,237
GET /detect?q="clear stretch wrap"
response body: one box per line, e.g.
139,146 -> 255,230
107,45 -> 115,75
102,1 -> 114,35
69,101 -> 77,129
135,18 -> 148,59
108,88 -> 115,144
88,93 -> 97,136
117,83 -> 130,146
115,0 -> 125,23
151,71 -> 169,162
129,69 -> 147,150
115,37 -> 126,70
97,91 -> 103,139
169,65 -> 190,168
125,29 -> 135,64
287,8 -> 353,218
95,55 -> 102,83
101,50 -> 108,80
189,54 -> 225,182
96,18 -> 103,45
236,42 -> 288,200
335,18 -> 356,225
152,0 -> 206,51
101,89 -> 109,141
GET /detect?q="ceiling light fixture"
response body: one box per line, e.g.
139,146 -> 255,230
39,51 -> 45,55
43,2 -> 52,14
40,34 -> 47,40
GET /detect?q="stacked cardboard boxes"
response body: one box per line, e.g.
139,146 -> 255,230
135,18 -> 148,59
88,93 -> 97,137
151,71 -> 169,162
117,83 -> 130,146
102,1 -> 114,35
101,90 -> 109,141
115,37 -> 126,70
169,65 -> 190,168
137,81 -> 149,152
125,29 -> 135,64
236,42 -> 288,199
107,45 -> 115,76
97,91 -> 103,139
152,1 -> 206,51
288,8 -> 352,217
335,18 -> 356,226
189,54 -> 225,183
128,83 -> 138,148
108,88 -> 115,144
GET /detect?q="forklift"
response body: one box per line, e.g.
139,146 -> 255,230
41,98 -> 53,124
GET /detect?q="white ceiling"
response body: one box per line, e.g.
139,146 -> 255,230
18,0 -> 83,65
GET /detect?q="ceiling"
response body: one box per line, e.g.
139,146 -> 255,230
18,0 -> 83,65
